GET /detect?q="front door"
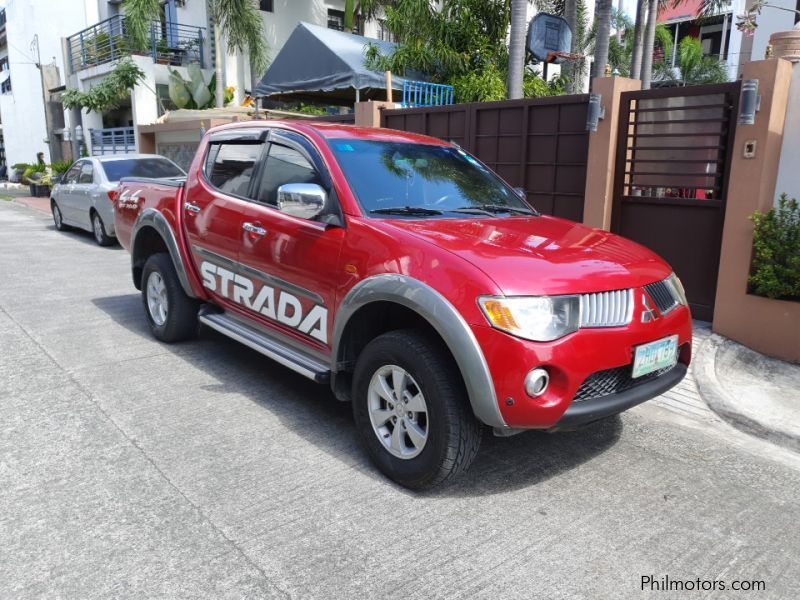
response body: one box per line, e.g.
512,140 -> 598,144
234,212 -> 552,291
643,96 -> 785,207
237,131 -> 346,354
183,133 -> 266,307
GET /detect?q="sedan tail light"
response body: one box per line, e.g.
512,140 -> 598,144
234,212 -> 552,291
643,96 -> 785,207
107,190 -> 118,203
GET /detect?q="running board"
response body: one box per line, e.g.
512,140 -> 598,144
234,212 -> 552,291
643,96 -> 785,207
198,311 -> 330,384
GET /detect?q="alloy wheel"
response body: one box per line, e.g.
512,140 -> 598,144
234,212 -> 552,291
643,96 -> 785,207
367,364 -> 429,459
146,271 -> 169,326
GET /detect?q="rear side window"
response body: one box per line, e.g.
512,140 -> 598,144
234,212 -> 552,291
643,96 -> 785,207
204,142 -> 264,198
78,162 -> 94,184
255,144 -> 322,206
102,158 -> 185,182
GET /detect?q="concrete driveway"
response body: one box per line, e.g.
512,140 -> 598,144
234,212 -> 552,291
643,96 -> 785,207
2,201 -> 799,599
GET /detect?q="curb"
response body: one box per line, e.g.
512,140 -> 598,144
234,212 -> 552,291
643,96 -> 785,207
694,334 -> 800,453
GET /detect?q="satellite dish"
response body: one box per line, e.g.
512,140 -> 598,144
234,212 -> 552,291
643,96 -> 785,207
527,13 -> 572,64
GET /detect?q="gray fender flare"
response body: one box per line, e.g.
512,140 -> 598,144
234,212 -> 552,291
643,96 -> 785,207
131,208 -> 198,298
332,274 -> 506,428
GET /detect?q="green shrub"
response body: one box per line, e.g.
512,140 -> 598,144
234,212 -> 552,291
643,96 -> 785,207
50,160 -> 73,175
749,193 -> 800,301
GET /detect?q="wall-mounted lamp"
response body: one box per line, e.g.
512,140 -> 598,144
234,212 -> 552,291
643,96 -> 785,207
738,80 -> 760,125
74,124 -> 84,142
586,93 -> 605,132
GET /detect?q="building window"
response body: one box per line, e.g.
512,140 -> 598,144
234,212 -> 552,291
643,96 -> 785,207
327,9 -> 344,31
1,77 -> 10,94
259,0 -> 273,12
0,57 -> 8,72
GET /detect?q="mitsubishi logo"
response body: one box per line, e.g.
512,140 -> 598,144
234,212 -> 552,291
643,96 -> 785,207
641,294 -> 659,323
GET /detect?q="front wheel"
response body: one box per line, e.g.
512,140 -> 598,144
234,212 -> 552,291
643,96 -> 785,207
52,200 -> 67,231
141,253 -> 198,342
352,329 -> 482,490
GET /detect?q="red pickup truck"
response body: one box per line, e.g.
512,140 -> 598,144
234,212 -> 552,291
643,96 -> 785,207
114,121 -> 692,489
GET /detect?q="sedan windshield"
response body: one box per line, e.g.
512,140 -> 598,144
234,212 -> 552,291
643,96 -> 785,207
329,139 -> 535,218
102,158 -> 185,182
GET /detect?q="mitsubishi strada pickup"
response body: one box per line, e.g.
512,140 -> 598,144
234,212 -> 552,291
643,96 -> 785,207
114,121 -> 692,489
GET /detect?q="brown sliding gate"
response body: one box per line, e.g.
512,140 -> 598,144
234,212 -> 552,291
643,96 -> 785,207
612,82 -> 741,321
381,95 -> 591,221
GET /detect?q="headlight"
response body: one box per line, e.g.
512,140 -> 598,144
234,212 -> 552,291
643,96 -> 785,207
479,295 -> 580,342
666,273 -> 688,306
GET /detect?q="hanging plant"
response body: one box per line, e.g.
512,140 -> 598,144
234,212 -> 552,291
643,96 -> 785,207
62,59 -> 145,113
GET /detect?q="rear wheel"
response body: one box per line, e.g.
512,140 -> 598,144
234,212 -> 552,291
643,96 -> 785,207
141,253 -> 198,342
91,211 -> 114,246
51,200 -> 67,231
352,329 -> 482,490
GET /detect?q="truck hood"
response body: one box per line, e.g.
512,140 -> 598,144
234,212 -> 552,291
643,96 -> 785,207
383,215 -> 672,296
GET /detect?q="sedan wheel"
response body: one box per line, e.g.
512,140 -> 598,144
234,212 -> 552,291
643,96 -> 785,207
52,202 -> 66,231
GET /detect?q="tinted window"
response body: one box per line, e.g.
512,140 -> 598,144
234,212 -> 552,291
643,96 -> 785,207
78,162 -> 94,184
329,139 -> 532,217
64,163 -> 81,184
255,144 -> 322,206
204,142 -> 264,197
102,158 -> 185,182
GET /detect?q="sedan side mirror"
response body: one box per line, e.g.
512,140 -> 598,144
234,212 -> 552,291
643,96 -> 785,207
276,183 -> 326,221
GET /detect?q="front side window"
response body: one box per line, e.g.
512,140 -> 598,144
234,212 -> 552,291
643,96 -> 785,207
204,141 -> 264,198
329,139 -> 534,218
64,163 -> 81,184
254,144 -> 322,208
78,162 -> 94,184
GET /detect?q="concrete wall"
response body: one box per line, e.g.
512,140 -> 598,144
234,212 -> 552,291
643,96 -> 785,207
713,59 -> 800,363
774,64 -> 800,203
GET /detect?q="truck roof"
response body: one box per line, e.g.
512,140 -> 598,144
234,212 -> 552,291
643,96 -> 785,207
207,120 -> 450,147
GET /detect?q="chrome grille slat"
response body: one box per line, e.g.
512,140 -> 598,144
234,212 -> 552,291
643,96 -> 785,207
579,288 -> 634,328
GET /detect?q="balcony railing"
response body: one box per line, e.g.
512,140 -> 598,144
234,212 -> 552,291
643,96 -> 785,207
90,127 -> 136,156
67,15 -> 205,73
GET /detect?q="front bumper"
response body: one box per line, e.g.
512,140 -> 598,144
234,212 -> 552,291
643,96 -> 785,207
550,363 -> 687,430
472,302 -> 693,429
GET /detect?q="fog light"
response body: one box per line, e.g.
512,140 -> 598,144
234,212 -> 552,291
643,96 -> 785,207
525,368 -> 550,397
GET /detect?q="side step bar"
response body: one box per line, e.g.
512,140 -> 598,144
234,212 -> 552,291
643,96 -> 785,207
198,311 -> 331,384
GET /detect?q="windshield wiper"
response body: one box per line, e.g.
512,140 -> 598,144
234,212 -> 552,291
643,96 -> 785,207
448,207 -> 497,217
467,204 -> 538,215
370,206 -> 443,216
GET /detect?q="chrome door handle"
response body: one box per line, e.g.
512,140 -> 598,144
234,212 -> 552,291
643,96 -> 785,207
185,202 -> 201,214
243,222 -> 267,236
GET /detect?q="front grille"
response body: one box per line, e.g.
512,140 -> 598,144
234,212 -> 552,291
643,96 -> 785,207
644,279 -> 679,315
579,288 -> 634,328
573,363 -> 676,403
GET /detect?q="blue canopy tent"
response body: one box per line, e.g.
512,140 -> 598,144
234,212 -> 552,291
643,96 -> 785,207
253,22 -> 406,105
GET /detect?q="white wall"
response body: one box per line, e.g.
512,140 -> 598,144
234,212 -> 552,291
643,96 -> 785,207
774,64 -> 800,204
0,0 -> 93,166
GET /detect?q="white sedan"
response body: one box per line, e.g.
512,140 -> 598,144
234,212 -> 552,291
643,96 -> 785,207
51,154 -> 185,246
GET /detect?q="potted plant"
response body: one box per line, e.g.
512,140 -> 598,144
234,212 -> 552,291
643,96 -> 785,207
155,37 -> 172,65
22,163 -> 50,197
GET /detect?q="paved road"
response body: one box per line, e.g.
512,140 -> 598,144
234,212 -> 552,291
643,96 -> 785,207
2,201 -> 799,599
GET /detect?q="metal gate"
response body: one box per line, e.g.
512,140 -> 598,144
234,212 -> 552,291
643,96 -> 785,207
612,82 -> 741,321
382,95 -> 591,221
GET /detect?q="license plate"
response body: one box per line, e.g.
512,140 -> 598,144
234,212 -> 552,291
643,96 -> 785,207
632,335 -> 678,378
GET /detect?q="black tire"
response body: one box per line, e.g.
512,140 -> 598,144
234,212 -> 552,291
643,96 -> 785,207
141,252 -> 198,342
51,200 -> 68,231
352,329 -> 482,490
91,210 -> 114,246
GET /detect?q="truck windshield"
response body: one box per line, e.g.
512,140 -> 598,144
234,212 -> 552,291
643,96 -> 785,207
329,139 -> 535,218
102,158 -> 185,182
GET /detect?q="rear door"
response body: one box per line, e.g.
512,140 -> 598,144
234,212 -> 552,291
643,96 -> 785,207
183,129 -> 266,307
237,130 -> 346,352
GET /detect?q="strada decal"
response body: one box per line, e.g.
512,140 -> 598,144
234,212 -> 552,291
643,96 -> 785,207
118,188 -> 142,210
200,261 -> 328,343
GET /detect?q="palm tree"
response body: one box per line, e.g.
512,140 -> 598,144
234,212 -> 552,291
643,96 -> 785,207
208,0 -> 269,107
508,0 -> 528,98
640,0 -> 658,89
652,36 -> 728,85
592,0 -> 613,82
629,0 -> 646,79
563,0 -> 578,93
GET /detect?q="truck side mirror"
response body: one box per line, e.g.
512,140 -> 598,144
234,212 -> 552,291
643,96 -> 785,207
276,183 -> 326,221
